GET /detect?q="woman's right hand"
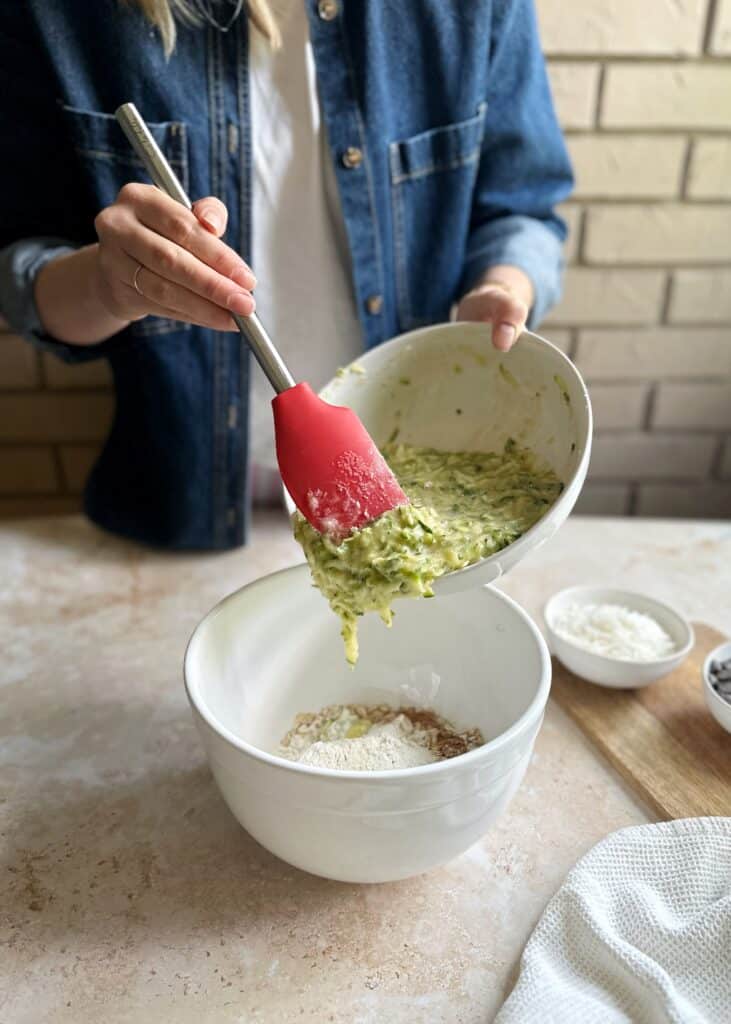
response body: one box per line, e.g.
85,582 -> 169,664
93,183 -> 256,331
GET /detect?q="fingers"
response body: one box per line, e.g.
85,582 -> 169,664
120,282 -> 240,332
124,221 -> 255,315
193,196 -> 228,237
134,264 -> 244,329
492,321 -> 519,352
126,185 -> 254,288
99,243 -> 241,331
96,182 -> 254,283
93,183 -> 258,331
456,285 -> 529,352
96,201 -> 255,316
492,292 -> 528,352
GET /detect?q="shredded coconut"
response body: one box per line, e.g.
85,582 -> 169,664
552,602 -> 675,661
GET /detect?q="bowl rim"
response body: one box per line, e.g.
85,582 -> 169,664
184,565 -> 552,781
702,640 -> 731,718
543,585 -> 695,668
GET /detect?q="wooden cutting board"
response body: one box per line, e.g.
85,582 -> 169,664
551,623 -> 731,820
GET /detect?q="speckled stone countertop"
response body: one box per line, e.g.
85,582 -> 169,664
2,513 -> 730,1024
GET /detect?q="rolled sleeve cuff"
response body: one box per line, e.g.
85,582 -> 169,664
460,215 -> 566,328
0,237 -> 101,363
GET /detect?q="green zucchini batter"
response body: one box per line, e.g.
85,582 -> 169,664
294,438 -> 562,664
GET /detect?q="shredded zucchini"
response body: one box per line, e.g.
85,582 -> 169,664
294,439 -> 562,664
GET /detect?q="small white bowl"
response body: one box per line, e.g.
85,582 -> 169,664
702,640 -> 731,734
544,585 -> 694,689
184,565 -> 551,883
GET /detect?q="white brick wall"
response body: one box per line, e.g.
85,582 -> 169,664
547,64 -> 600,130
720,440 -> 731,477
710,0 -> 731,53
537,0 -> 707,56
575,484 -> 632,515
637,483 -> 731,517
653,383 -> 731,430
0,448 -> 57,495
41,353 -> 113,390
546,269 -> 665,325
575,328 -> 731,379
568,136 -> 686,199
687,138 -> 731,199
601,64 -> 731,128
0,3 -> 729,523
585,205 -> 731,263
542,328 -> 572,354
558,204 -> 581,263
586,383 -> 648,430
590,435 -> 717,479
668,269 -> 731,323
538,0 -> 731,519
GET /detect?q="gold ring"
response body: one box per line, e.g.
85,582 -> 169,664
132,263 -> 144,296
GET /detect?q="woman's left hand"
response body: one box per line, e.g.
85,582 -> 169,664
455,266 -> 534,352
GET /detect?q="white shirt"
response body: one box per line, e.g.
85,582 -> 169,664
248,0 -> 363,473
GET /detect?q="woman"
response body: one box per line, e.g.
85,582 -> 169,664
0,0 -> 572,549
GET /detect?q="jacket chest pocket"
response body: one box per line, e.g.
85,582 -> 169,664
389,104 -> 487,331
62,105 -> 190,338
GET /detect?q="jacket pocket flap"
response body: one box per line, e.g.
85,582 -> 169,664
389,103 -> 487,184
61,105 -> 187,170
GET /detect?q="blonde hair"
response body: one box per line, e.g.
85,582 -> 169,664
129,0 -> 281,55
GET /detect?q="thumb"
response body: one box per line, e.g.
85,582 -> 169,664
192,196 -> 228,237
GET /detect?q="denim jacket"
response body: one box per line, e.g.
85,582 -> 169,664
0,0 -> 572,549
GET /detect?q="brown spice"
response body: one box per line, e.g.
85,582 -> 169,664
397,707 -> 484,759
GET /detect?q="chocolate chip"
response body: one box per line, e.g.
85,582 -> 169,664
712,681 -> 731,704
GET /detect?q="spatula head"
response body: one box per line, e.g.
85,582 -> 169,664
273,382 -> 408,538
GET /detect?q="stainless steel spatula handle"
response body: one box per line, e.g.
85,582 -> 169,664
115,102 -> 295,394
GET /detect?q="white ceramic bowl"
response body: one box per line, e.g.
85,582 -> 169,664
184,565 -> 551,883
544,586 -> 694,689
286,323 -> 592,594
702,640 -> 731,735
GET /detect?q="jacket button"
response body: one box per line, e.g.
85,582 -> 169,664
342,146 -> 363,169
365,294 -> 383,315
318,0 -> 339,20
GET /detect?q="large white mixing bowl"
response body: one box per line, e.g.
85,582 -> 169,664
285,323 -> 591,592
184,564 -> 551,883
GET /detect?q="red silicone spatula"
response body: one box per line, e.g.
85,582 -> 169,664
116,103 -> 407,538
272,382 -> 407,536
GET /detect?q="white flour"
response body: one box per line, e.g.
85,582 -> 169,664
298,719 -> 438,770
277,703 -> 484,770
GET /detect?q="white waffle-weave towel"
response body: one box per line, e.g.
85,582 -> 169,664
496,817 -> 731,1024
